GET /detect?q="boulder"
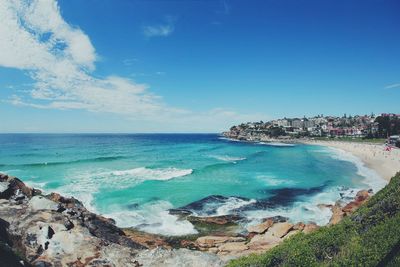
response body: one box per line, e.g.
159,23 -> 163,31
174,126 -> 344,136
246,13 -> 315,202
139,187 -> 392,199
195,236 -> 245,248
247,219 -> 274,234
283,230 -> 300,239
188,214 -> 243,225
218,242 -> 248,253
355,190 -> 370,202
292,222 -> 305,231
342,190 -> 371,215
329,203 -> 345,225
249,231 -> 282,246
0,175 -> 33,200
29,196 -> 58,211
303,223 -> 320,234
267,222 -> 293,238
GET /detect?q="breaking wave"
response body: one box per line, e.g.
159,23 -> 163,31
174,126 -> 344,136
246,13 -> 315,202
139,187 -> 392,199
105,201 -> 198,236
209,155 -> 246,163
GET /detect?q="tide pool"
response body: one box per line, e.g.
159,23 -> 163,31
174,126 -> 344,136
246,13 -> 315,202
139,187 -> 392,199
0,134 -> 386,235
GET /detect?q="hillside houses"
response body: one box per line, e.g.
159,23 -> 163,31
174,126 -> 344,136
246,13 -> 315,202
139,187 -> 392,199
224,114 -> 400,140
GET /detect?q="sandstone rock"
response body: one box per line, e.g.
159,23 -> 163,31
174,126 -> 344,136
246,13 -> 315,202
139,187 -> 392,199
355,190 -> 370,202
329,203 -> 345,225
265,216 -> 288,223
249,231 -> 282,246
135,248 -> 224,267
342,190 -> 371,215
218,242 -> 248,253
293,222 -> 305,231
196,236 -> 230,248
209,247 -> 219,254
247,219 -> 273,234
267,222 -> 293,238
283,230 -> 300,239
188,214 -> 243,225
303,223 -> 320,234
195,236 -> 245,248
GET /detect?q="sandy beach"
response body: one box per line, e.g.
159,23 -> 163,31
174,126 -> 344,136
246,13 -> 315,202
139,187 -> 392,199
304,140 -> 400,181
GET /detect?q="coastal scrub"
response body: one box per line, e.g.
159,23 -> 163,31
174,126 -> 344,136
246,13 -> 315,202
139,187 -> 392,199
228,172 -> 400,267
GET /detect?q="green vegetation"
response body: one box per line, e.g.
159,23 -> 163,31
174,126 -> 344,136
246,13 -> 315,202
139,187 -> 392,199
228,172 -> 400,267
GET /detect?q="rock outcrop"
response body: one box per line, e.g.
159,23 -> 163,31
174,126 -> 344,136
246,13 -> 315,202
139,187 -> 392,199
0,173 -> 373,266
328,189 -> 372,225
0,173 -> 223,266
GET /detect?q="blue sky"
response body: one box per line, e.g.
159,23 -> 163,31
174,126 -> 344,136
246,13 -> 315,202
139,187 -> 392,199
0,0 -> 399,133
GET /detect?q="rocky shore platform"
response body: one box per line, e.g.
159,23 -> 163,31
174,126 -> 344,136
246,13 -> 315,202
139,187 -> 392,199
0,173 -> 371,266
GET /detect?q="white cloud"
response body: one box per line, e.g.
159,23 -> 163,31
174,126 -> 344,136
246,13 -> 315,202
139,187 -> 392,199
0,0 -> 176,119
385,83 -> 400,89
143,17 -> 175,37
0,0 -> 266,132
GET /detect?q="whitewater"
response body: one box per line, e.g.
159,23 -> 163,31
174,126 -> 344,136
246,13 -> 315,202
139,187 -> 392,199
0,133 -> 386,236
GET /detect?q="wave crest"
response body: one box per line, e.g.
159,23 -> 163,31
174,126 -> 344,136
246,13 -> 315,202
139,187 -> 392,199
110,167 -> 193,181
209,155 -> 246,163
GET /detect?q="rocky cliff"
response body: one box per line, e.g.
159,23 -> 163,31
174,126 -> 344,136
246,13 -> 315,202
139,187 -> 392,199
0,173 -> 223,267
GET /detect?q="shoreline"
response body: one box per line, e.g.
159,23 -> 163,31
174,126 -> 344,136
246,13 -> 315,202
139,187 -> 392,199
301,140 -> 400,182
2,138 -> 395,264
221,134 -> 399,182
1,173 -> 372,264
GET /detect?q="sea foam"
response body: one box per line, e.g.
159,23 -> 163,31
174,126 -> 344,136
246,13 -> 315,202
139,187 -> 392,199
209,155 -> 246,163
323,146 -> 387,192
55,167 -> 193,214
259,142 -> 296,147
110,167 -> 193,181
105,201 -> 198,236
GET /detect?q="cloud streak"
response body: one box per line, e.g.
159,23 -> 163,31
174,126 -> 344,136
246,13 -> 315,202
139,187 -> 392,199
385,83 -> 400,89
143,17 -> 175,38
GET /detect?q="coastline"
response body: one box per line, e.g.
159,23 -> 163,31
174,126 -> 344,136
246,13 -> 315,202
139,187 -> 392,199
2,137 -> 394,264
1,173 -> 372,264
301,140 -> 400,182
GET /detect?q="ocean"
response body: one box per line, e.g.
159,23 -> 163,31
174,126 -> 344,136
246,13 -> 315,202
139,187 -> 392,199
0,134 -> 386,235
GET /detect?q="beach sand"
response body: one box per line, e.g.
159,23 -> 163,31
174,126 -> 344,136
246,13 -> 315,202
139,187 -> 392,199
303,140 -> 400,181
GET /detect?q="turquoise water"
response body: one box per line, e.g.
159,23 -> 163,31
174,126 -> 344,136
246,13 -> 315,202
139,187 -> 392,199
0,134 -> 385,235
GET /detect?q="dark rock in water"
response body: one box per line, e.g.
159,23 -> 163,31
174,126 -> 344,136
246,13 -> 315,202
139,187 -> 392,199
231,184 -> 330,213
174,195 -> 252,216
187,214 -> 244,225
181,195 -> 230,211
127,202 -> 140,209
263,184 -> 328,205
264,216 -> 289,223
168,208 -> 193,217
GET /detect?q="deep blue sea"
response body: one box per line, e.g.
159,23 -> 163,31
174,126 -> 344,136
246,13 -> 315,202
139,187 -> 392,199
0,134 -> 386,235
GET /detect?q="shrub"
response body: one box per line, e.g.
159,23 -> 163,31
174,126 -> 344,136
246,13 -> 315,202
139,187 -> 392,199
228,173 -> 400,267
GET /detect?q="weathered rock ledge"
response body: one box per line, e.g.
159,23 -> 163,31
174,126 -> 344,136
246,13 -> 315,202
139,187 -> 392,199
0,173 -> 371,266
0,173 -> 223,267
